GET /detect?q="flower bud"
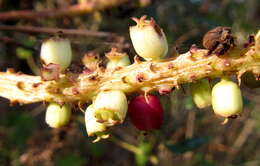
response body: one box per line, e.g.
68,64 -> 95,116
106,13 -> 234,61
93,90 -> 128,126
45,103 -> 71,128
128,95 -> 164,131
129,15 -> 168,61
82,51 -> 100,71
212,77 -> 243,123
106,48 -> 130,69
40,37 -> 72,71
85,104 -> 109,142
190,79 -> 212,108
255,30 -> 260,57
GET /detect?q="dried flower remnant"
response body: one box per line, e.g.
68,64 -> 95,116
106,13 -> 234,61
203,26 -> 234,56
40,63 -> 61,81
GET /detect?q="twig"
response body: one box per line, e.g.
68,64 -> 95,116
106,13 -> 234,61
0,45 -> 259,105
226,119 -> 256,161
0,25 -> 118,38
0,0 -> 128,21
184,110 -> 196,160
26,55 -> 40,75
110,136 -> 141,154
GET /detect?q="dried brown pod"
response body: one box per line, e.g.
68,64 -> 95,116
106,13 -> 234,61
203,26 -> 234,55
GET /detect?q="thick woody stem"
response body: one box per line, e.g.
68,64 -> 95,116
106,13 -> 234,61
0,46 -> 259,105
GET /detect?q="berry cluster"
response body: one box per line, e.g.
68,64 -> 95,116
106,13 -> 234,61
39,16 -> 260,142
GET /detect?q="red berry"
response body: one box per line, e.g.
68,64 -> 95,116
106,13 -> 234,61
128,95 -> 164,131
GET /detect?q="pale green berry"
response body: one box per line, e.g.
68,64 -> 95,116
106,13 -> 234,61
40,37 -> 72,71
106,48 -> 130,69
45,103 -> 71,128
85,104 -> 109,142
129,15 -> 168,61
212,77 -> 243,123
190,79 -> 212,109
93,90 -> 128,126
255,30 -> 260,57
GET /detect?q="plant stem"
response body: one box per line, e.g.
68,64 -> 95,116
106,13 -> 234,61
0,45 -> 258,104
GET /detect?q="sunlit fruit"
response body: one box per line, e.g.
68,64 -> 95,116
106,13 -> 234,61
129,15 -> 168,61
212,77 -> 243,124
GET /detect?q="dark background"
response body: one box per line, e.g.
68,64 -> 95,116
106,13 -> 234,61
0,0 -> 260,165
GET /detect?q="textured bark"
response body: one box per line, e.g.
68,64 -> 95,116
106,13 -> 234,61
0,45 -> 259,105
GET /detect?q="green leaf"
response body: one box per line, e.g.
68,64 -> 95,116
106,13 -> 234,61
165,136 -> 210,154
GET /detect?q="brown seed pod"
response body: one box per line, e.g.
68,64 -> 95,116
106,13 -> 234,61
203,26 -> 234,56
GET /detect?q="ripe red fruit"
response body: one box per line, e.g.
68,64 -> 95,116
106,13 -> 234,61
128,95 -> 164,131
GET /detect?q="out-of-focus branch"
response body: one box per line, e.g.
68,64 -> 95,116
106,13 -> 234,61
0,25 -> 119,38
0,44 -> 259,105
0,0 -> 128,20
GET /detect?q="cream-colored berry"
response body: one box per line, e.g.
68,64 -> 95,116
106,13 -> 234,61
93,90 -> 128,126
212,77 -> 243,123
129,15 -> 168,61
85,104 -> 109,142
40,37 -> 72,71
45,103 -> 71,128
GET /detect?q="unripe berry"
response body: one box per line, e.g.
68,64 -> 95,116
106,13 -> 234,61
85,104 -> 109,142
128,95 -> 164,131
40,37 -> 72,71
212,77 -> 243,123
190,79 -> 212,108
93,90 -> 128,126
255,30 -> 260,57
106,48 -> 130,69
45,103 -> 71,128
129,15 -> 168,61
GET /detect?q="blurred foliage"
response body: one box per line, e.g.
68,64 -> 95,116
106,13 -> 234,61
165,136 -> 210,154
0,0 -> 260,166
135,142 -> 152,166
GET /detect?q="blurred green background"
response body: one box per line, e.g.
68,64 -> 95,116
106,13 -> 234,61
0,0 -> 260,165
